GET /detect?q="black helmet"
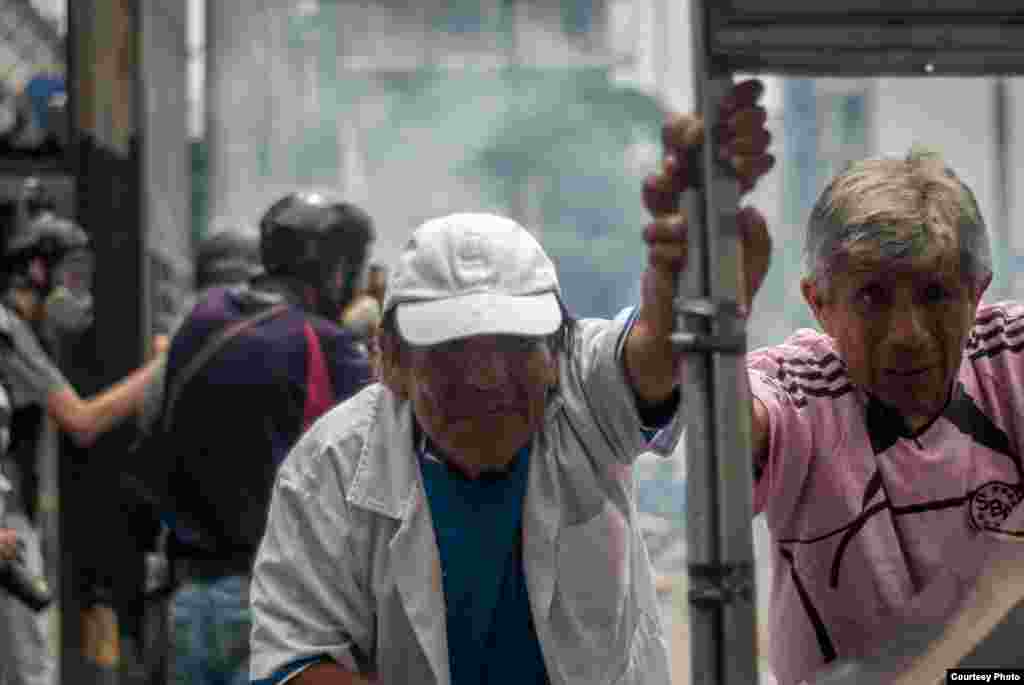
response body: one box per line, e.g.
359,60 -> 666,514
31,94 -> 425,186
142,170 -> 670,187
5,212 -> 89,263
195,228 -> 263,290
258,191 -> 375,317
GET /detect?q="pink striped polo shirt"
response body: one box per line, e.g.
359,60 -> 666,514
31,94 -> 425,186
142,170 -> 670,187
748,301 -> 1024,685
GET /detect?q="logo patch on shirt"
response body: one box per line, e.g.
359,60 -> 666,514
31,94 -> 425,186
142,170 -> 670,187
968,480 -> 1024,539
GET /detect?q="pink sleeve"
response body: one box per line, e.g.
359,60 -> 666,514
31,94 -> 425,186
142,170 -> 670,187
748,367 -> 816,518
746,333 -> 839,525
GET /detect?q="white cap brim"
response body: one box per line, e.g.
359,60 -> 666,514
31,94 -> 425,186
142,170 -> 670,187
395,291 -> 562,346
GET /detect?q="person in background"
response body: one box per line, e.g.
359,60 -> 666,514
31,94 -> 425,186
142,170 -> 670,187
138,226 -> 265,435
338,263 -> 388,376
121,225 -> 268,681
155,191 -> 376,685
338,286 -> 381,345
0,178 -> 164,685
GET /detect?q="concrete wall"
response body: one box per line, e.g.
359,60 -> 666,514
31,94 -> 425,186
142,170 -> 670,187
141,0 -> 193,334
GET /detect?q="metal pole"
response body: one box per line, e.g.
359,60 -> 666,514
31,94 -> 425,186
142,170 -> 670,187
993,77 -> 1013,302
678,3 -> 760,684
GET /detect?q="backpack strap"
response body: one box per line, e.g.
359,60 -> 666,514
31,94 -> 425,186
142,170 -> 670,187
302,321 -> 335,430
161,303 -> 289,434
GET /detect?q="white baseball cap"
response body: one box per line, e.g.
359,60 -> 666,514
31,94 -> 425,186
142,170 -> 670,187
384,213 -> 563,346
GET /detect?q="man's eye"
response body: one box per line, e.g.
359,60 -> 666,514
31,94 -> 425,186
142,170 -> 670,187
855,284 -> 887,308
923,283 -> 952,303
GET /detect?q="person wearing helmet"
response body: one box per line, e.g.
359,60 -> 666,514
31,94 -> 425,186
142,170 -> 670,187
150,191 -> 375,685
137,226 -> 264,436
0,180 -> 166,685
257,191 -> 374,319
194,226 -> 264,291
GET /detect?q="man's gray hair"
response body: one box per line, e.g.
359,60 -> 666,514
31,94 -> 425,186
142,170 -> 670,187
803,146 -> 992,294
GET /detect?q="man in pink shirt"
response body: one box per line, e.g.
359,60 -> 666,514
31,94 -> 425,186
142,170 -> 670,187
646,105 -> 1024,684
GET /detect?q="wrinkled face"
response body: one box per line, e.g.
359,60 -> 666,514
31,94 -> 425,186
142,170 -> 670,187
803,227 -> 987,432
404,334 -> 557,475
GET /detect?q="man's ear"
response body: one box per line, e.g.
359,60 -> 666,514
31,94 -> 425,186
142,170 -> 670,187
801,276 -> 830,332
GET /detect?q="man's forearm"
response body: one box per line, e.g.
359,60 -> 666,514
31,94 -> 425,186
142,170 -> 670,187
625,265 -> 681,406
624,317 -> 677,406
47,355 -> 162,447
293,663 -> 375,685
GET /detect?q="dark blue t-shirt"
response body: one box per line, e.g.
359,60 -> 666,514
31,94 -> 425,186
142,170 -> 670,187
419,441 -> 549,685
163,285 -> 373,558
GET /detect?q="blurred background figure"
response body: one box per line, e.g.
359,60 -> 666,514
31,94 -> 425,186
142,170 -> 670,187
129,190 -> 375,685
126,224 -> 265,684
193,227 -> 263,293
338,262 -> 383,370
139,225 -> 264,433
340,262 -> 388,375
338,284 -> 381,343
0,177 -> 163,685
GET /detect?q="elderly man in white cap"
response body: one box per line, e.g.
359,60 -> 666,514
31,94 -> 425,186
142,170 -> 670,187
248,81 -> 773,685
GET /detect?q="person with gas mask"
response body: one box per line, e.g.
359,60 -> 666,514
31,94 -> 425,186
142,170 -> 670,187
145,191 -> 375,685
0,184 -> 164,685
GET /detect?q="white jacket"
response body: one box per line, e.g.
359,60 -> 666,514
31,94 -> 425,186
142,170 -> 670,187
250,315 -> 681,685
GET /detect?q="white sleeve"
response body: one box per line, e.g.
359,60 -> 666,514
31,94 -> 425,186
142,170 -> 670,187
250,432 -> 374,681
563,311 -> 682,466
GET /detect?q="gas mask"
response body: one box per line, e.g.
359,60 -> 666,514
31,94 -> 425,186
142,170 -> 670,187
41,249 -> 94,338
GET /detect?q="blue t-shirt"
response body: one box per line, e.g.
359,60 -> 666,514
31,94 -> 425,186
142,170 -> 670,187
419,440 -> 549,685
